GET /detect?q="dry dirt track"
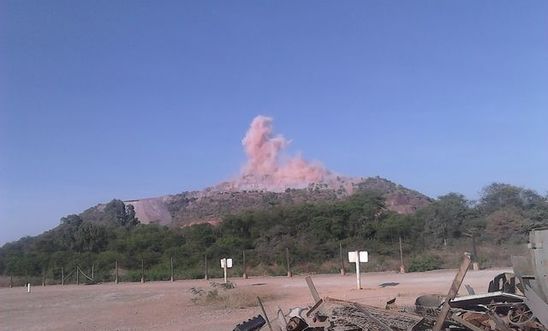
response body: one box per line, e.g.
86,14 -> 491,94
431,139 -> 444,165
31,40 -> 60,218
0,268 -> 510,331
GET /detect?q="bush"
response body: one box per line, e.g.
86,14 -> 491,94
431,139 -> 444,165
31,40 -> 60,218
189,281 -> 276,309
408,254 -> 442,272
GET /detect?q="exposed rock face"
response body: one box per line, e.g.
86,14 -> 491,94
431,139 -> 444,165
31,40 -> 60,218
124,197 -> 173,225
124,176 -> 431,226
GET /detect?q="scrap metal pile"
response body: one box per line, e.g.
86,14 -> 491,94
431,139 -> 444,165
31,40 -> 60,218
233,228 -> 548,331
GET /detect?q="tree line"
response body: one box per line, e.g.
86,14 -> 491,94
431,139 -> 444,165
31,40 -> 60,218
1,183 -> 547,283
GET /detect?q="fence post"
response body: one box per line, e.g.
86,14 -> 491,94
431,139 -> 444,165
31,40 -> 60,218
42,268 -> 46,286
9,274 -> 12,288
170,257 -> 174,282
471,234 -> 480,270
399,236 -> 406,273
91,264 -> 94,280
204,254 -> 209,280
61,267 -> 64,286
141,259 -> 145,283
286,248 -> 292,278
242,250 -> 248,279
76,266 -> 79,285
115,260 -> 119,284
339,242 -> 346,276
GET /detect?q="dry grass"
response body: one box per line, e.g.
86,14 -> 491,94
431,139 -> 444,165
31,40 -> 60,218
476,243 -> 527,268
0,275 -> 48,287
190,281 -> 278,309
424,241 -> 527,269
0,276 -> 10,287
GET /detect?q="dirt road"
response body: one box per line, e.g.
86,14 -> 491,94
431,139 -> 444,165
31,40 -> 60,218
0,268 -> 509,331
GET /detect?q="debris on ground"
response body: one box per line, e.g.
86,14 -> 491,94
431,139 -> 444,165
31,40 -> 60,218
233,228 -> 548,331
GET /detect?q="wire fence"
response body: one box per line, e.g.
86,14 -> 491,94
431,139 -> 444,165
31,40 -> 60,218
3,245 -> 409,288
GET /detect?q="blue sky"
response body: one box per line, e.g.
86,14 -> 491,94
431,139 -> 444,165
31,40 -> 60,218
1,1 -> 547,244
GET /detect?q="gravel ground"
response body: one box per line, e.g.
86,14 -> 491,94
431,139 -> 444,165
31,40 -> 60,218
0,268 -> 510,331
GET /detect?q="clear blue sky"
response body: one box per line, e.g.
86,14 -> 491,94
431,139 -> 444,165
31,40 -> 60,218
1,1 -> 547,245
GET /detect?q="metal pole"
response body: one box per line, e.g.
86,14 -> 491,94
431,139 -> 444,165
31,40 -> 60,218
115,260 -> 119,284
91,264 -> 94,280
242,250 -> 248,279
339,242 -> 345,276
356,251 -> 361,289
286,248 -> 292,277
61,267 -> 64,286
170,257 -> 174,282
9,274 -> 12,288
76,266 -> 79,285
223,258 -> 228,284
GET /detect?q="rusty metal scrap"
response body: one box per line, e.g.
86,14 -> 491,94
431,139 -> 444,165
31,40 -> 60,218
315,297 -> 423,331
233,228 -> 548,331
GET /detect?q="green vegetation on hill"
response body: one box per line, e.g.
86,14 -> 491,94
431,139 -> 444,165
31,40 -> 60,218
0,183 -> 547,285
163,177 -> 431,226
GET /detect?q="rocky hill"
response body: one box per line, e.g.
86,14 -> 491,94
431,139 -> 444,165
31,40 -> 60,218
123,176 -> 431,226
90,116 -> 433,227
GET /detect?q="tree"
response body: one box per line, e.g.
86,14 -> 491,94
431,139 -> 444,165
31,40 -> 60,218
479,183 -> 543,215
103,200 -> 129,226
125,204 -> 139,227
74,222 -> 108,252
485,207 -> 527,244
421,193 -> 472,247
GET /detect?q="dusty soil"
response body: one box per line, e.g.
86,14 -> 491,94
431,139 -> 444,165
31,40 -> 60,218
0,268 -> 509,331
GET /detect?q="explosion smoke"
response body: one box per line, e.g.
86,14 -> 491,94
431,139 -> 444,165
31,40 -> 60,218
238,115 -> 330,190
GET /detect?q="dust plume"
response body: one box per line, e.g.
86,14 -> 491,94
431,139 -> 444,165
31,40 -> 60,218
237,115 -> 330,190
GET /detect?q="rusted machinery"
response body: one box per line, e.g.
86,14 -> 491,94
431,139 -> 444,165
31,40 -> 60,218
432,228 -> 548,331
233,228 -> 548,331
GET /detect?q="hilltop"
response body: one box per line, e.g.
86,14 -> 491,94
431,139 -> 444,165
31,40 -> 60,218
122,176 -> 431,226
112,116 -> 432,226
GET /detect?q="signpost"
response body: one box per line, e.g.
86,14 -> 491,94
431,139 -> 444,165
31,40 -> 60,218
348,250 -> 368,289
220,258 -> 233,284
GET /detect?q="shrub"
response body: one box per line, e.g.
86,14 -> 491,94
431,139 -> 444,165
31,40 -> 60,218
408,254 -> 442,272
189,281 -> 275,309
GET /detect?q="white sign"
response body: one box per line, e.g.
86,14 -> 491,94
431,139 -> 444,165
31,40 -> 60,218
220,258 -> 233,268
220,258 -> 233,284
348,251 -> 357,262
348,251 -> 368,263
359,251 -> 368,263
347,250 -> 369,289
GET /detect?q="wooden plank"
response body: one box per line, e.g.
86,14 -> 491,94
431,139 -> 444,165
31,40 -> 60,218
257,296 -> 273,331
305,276 -> 321,303
306,298 -> 324,317
432,253 -> 471,331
